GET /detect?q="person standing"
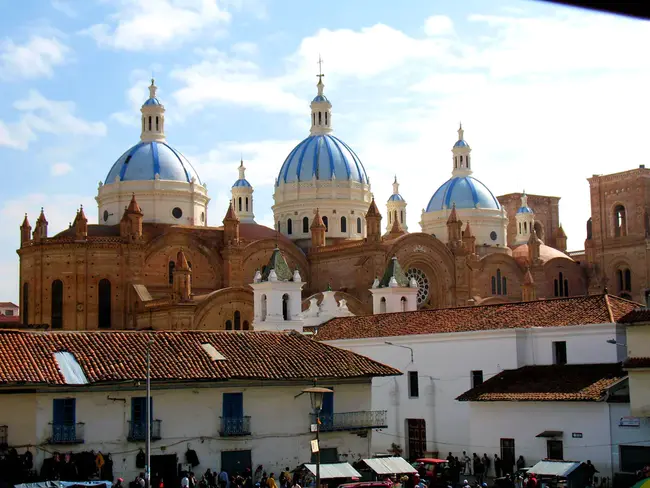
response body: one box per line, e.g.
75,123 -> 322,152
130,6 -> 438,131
267,473 -> 278,488
494,455 -> 502,478
482,454 -> 491,478
462,452 -> 472,476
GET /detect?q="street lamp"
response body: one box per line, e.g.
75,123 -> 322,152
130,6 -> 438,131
384,341 -> 414,363
606,339 -> 627,346
303,387 -> 333,488
145,338 -> 154,488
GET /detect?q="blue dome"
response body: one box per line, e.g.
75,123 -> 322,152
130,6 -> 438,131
277,134 -> 368,185
454,139 -> 469,148
388,193 -> 405,202
517,206 -> 534,214
105,141 -> 201,184
312,95 -> 329,103
233,178 -> 252,188
143,97 -> 161,106
425,176 -> 500,212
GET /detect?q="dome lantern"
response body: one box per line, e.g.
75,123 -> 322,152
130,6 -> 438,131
140,78 -> 166,143
452,123 -> 472,177
231,158 -> 255,223
386,175 -> 408,233
310,57 -> 333,136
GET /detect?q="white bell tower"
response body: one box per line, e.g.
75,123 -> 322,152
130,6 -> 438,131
515,191 -> 535,245
140,79 -> 166,142
231,159 -> 255,223
452,123 -> 472,177
369,257 -> 418,314
386,176 -> 408,232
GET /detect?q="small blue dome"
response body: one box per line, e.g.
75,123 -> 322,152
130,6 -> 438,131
143,97 -> 161,106
388,193 -> 405,202
233,178 -> 252,188
312,95 -> 329,103
105,141 -> 201,184
517,206 -> 534,214
277,134 -> 368,185
454,139 -> 469,148
425,176 -> 500,212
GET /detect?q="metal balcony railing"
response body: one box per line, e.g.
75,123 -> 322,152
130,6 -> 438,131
219,416 -> 251,437
128,420 -> 162,442
0,425 -> 7,449
309,410 -> 388,432
49,422 -> 85,444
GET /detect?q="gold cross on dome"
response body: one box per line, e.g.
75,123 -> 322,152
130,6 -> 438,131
317,55 -> 324,81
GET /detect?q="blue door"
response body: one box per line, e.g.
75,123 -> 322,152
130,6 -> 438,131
53,398 -> 76,442
222,393 -> 244,435
321,388 -> 334,428
131,397 -> 153,440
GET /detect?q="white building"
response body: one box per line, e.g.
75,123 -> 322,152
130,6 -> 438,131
314,294 -> 642,476
0,329 -> 398,484
0,301 -> 19,317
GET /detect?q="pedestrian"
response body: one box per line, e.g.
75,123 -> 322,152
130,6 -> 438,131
447,452 -> 455,465
516,456 -> 525,472
585,461 -> 598,486
182,473 -> 190,488
219,471 -> 229,488
116,479 -> 124,488
494,455 -> 502,478
268,473 -> 278,488
462,452 -> 472,476
482,454 -> 491,478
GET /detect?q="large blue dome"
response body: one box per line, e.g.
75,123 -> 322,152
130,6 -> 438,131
426,176 -> 500,212
276,134 -> 368,185
105,141 -> 201,184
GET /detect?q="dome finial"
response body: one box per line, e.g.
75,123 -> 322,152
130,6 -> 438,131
458,122 -> 464,141
392,176 -> 399,195
238,158 -> 246,180
316,54 -> 325,96
149,78 -> 157,100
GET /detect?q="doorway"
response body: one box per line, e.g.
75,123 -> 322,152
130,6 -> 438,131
547,440 -> 564,460
221,450 -> 252,476
500,439 -> 515,475
407,418 -> 426,461
151,454 -> 178,488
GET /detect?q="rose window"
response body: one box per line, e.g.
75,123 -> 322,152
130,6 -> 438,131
406,268 -> 430,306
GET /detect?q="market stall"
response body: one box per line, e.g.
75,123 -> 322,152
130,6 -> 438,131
362,457 -> 417,480
528,460 -> 589,488
301,462 -> 362,488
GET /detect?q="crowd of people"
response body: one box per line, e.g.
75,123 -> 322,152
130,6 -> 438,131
444,452 -> 528,482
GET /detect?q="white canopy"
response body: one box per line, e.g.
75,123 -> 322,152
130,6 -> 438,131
363,457 -> 417,475
303,463 -> 361,479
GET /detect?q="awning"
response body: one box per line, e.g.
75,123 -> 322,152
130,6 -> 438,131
16,482 -> 112,488
529,461 -> 581,477
536,430 -> 563,438
303,463 -> 361,480
363,457 -> 418,475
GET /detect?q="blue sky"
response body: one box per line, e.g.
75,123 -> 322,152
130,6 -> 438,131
1,0 -> 649,302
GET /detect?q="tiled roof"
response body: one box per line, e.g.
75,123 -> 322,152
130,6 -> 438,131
0,329 -> 400,386
457,363 -> 625,402
315,295 -> 638,341
0,315 -> 20,323
618,308 -> 650,324
623,357 -> 650,369
0,302 -> 18,308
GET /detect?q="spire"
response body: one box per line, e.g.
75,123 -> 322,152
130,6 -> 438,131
36,207 -> 48,224
21,214 -> 31,229
224,201 -> 238,222
464,220 -> 473,237
523,268 -> 534,285
458,122 -> 464,141
446,203 -> 458,224
176,249 -> 190,270
521,190 -> 528,209
367,198 -> 381,217
310,56 -> 333,136
222,201 -> 240,245
238,159 -> 246,180
127,193 -> 143,214
392,176 -> 399,195
20,213 -> 32,245
311,208 -> 326,230
33,207 -> 48,241
140,79 -> 166,143
75,205 -> 88,238
522,267 -> 536,301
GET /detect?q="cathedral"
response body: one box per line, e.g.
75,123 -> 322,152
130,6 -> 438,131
16,75 -> 649,331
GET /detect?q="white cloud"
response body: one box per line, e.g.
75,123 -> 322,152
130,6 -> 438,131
424,15 -> 455,36
51,0 -> 77,17
231,41 -> 258,56
0,91 -> 107,150
51,162 -> 73,176
82,0 -> 231,51
0,36 -> 70,80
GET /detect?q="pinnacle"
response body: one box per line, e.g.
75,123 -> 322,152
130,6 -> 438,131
311,208 -> 326,229
127,193 -> 142,214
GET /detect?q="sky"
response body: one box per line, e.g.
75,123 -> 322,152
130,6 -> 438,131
1,0 -> 649,303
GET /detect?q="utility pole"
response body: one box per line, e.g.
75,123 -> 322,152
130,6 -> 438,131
146,338 -> 153,488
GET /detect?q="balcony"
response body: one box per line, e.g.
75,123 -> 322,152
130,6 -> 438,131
219,416 -> 251,437
49,422 -> 84,444
128,420 -> 162,442
0,425 -> 7,449
309,410 -> 388,432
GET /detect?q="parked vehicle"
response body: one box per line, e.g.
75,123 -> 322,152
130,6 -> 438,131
411,459 -> 450,487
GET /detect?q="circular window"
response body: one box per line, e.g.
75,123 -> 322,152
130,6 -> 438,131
103,210 -> 109,222
406,268 -> 430,307
172,207 -> 183,219
200,211 -> 205,223
490,231 -> 497,241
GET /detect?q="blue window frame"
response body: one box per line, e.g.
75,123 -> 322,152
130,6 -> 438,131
131,397 -> 153,424
223,393 -> 243,419
53,398 -> 75,425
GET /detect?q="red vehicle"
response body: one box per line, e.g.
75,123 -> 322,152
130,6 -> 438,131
411,459 -> 450,486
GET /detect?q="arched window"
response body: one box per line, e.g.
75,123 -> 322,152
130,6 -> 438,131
322,216 -> 328,232
519,223 -> 522,234
155,116 -> 159,131
287,218 -> 293,235
614,205 -> 627,237
168,261 -> 175,285
340,216 -> 347,233
245,197 -> 249,212
261,295 -> 267,321
554,272 -> 568,297
586,218 -> 593,240
625,269 -> 631,291
225,320 -> 232,330
312,113 -> 315,125
234,310 -> 241,330
238,197 -> 242,212
491,269 -> 506,296
618,268 -> 632,292
51,279 -> 63,329
282,294 -> 289,320
148,116 -> 152,131
98,279 -> 111,329
243,320 -> 250,330
22,282 -> 29,326
455,157 -> 457,168
491,276 -> 496,295
318,112 -> 322,125
379,297 -> 387,314
357,217 -> 362,234
400,211 -> 404,224
325,112 -> 328,125
524,222 -> 527,232
400,297 -> 407,312
303,217 -> 309,233
277,221 -> 281,232
460,155 -> 463,163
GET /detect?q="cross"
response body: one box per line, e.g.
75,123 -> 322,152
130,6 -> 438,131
317,55 -> 324,81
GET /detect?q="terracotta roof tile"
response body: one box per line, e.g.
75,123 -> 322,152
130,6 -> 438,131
618,307 -> 650,324
0,330 -> 400,386
457,363 -> 625,402
0,302 -> 18,308
315,295 -> 639,341
623,357 -> 650,369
